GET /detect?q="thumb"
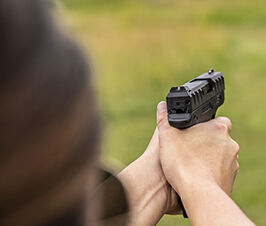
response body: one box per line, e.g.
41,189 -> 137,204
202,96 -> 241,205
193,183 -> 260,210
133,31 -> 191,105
156,101 -> 169,131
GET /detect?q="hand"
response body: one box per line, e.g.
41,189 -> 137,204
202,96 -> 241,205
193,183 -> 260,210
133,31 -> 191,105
156,101 -> 239,196
156,101 -> 255,226
117,128 -> 182,226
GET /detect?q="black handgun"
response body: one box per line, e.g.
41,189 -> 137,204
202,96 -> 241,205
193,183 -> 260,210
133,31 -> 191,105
166,69 -> 225,218
166,69 -> 225,129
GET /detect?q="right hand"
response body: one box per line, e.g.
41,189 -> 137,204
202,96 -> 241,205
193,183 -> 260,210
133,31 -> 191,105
156,101 -> 239,196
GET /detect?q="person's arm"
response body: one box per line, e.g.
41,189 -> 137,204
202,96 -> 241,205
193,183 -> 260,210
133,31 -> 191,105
118,128 -> 181,226
179,178 -> 255,226
156,101 -> 255,226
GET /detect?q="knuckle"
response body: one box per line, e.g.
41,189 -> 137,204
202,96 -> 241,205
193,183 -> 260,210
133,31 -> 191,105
231,140 -> 240,154
235,143 -> 240,153
221,116 -> 232,125
214,116 -> 232,131
228,118 -> 232,126
157,117 -> 169,131
236,162 -> 240,171
226,118 -> 232,129
214,122 -> 228,133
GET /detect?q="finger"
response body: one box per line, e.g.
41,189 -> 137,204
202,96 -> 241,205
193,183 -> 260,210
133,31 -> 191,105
233,160 -> 240,177
156,101 -> 169,132
230,160 -> 240,194
228,138 -> 240,160
233,161 -> 240,182
213,117 -> 232,132
236,161 -> 240,172
232,139 -> 240,155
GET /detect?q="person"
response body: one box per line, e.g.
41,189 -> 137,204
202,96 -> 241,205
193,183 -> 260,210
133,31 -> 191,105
0,0 -> 256,226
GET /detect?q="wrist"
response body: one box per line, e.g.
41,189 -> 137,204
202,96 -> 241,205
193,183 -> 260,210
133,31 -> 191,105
173,171 -> 221,212
167,159 -> 216,194
179,174 -> 218,197
118,151 -> 170,225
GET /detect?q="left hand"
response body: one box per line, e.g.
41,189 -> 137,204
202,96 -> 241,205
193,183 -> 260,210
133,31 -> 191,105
118,128 -> 182,226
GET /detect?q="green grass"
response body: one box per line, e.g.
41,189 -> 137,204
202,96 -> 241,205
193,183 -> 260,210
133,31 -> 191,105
59,0 -> 266,225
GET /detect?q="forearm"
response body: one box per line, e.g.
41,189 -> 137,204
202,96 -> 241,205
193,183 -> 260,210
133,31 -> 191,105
177,178 -> 255,226
117,152 -> 169,226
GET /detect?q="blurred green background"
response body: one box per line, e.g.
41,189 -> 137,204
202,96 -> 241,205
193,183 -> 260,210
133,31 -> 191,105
60,0 -> 266,225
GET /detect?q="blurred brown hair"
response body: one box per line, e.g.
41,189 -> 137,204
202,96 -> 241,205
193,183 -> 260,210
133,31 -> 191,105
0,0 -> 100,225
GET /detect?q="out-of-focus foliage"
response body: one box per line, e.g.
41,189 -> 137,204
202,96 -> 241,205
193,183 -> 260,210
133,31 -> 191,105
60,0 -> 266,225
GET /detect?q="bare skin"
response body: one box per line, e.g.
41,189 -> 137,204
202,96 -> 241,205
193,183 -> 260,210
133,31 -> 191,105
157,101 -> 255,226
118,127 -> 180,226
118,101 -> 255,226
